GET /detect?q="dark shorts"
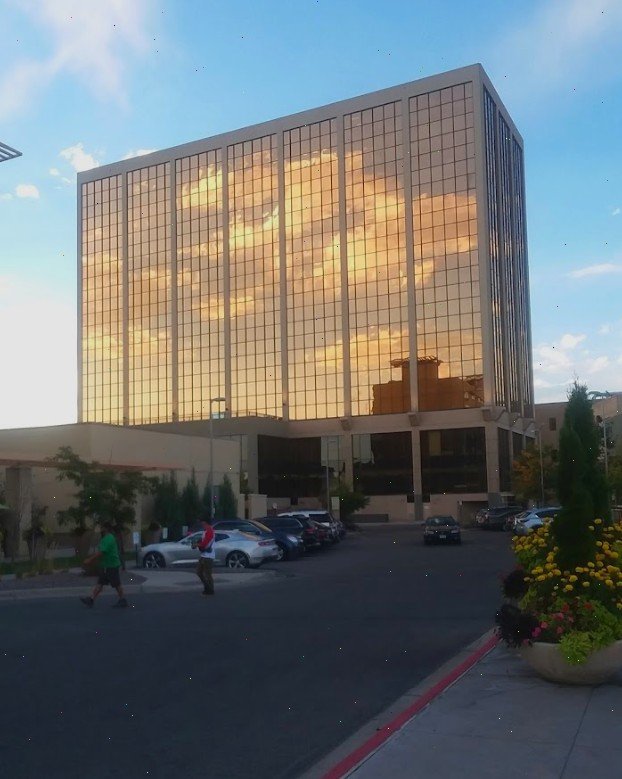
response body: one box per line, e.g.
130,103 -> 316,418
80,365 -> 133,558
98,567 -> 121,588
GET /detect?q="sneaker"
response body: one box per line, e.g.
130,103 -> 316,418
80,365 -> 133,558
80,596 -> 94,608
113,598 -> 128,608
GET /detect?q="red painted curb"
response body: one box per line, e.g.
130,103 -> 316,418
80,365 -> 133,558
321,633 -> 499,779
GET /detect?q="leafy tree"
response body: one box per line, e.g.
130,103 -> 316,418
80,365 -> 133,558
217,474 -> 238,519
180,469 -> 201,526
512,444 -> 558,504
331,479 -> 369,527
51,445 -> 150,540
551,383 -> 609,570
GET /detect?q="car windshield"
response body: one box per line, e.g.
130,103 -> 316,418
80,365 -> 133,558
427,517 -> 456,526
250,520 -> 271,532
310,513 -> 332,523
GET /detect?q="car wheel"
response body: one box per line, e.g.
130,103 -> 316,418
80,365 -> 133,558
143,552 -> 166,569
225,551 -> 250,569
275,542 -> 287,562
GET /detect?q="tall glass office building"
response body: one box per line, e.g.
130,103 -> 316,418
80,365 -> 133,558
78,64 -> 532,520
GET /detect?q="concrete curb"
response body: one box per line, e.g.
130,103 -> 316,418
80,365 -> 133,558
298,628 -> 499,779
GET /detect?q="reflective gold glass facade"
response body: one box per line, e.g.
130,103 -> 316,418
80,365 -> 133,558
177,151 -> 225,419
345,103 -> 408,417
228,136 -> 282,417
410,83 -> 483,412
285,121 -> 343,420
483,88 -> 533,416
79,70 -> 530,429
127,164 -> 171,424
81,176 -> 123,424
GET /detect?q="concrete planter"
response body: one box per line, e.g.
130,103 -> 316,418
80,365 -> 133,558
520,639 -> 622,685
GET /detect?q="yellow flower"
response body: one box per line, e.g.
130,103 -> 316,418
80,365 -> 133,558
553,569 -> 561,576
536,575 -> 546,582
587,562 -> 595,568
582,582 -> 590,588
563,584 -> 574,592
569,575 -> 578,583
595,518 -> 602,524
605,579 -> 614,587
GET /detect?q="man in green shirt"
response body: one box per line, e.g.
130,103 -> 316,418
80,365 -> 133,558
80,521 -> 128,608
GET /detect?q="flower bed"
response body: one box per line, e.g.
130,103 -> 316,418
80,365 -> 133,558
497,519 -> 622,664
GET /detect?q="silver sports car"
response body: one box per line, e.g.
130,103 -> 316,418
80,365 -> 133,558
139,530 -> 278,569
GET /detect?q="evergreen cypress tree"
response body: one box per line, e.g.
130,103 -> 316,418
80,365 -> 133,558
552,383 -> 609,569
201,478 -> 213,521
218,474 -> 238,519
180,469 -> 201,526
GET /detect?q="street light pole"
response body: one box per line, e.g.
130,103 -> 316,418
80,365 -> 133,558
587,390 -> 611,480
209,396 -> 226,518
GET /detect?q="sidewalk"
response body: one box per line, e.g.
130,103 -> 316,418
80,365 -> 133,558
306,638 -> 622,779
0,566 -> 278,600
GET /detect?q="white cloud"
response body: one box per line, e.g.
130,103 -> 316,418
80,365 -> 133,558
588,356 -> 610,374
0,275 -> 76,428
533,328 -> 622,403
613,207 -> 621,216
15,184 -> 40,199
1,193 -> 13,201
569,263 -> 622,279
0,0 -> 152,121
59,143 -> 100,172
494,0 -> 622,97
123,148 -> 157,160
49,167 -> 60,176
559,333 -> 586,350
599,324 -> 612,335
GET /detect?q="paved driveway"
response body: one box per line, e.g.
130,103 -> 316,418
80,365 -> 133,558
0,526 -> 514,779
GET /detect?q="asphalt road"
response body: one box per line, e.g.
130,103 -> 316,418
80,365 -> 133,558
0,526 -> 515,779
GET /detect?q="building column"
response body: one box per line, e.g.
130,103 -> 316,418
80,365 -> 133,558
5,466 -> 33,558
411,427 -> 424,522
342,431 -> 353,487
484,424 -> 502,507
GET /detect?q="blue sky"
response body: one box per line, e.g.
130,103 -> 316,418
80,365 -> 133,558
0,0 -> 621,428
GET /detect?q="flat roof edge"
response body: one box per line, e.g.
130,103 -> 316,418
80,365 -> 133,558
78,64 -> 486,182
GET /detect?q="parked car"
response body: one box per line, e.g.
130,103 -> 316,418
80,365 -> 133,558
423,515 -> 462,545
476,505 -> 523,530
212,518 -> 274,540
278,511 -> 342,542
266,515 -> 323,551
254,515 -> 312,559
309,519 -> 331,547
513,507 -> 561,536
139,529 -> 278,569
239,516 -> 305,561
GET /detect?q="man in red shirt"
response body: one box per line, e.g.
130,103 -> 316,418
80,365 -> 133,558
196,517 -> 215,596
